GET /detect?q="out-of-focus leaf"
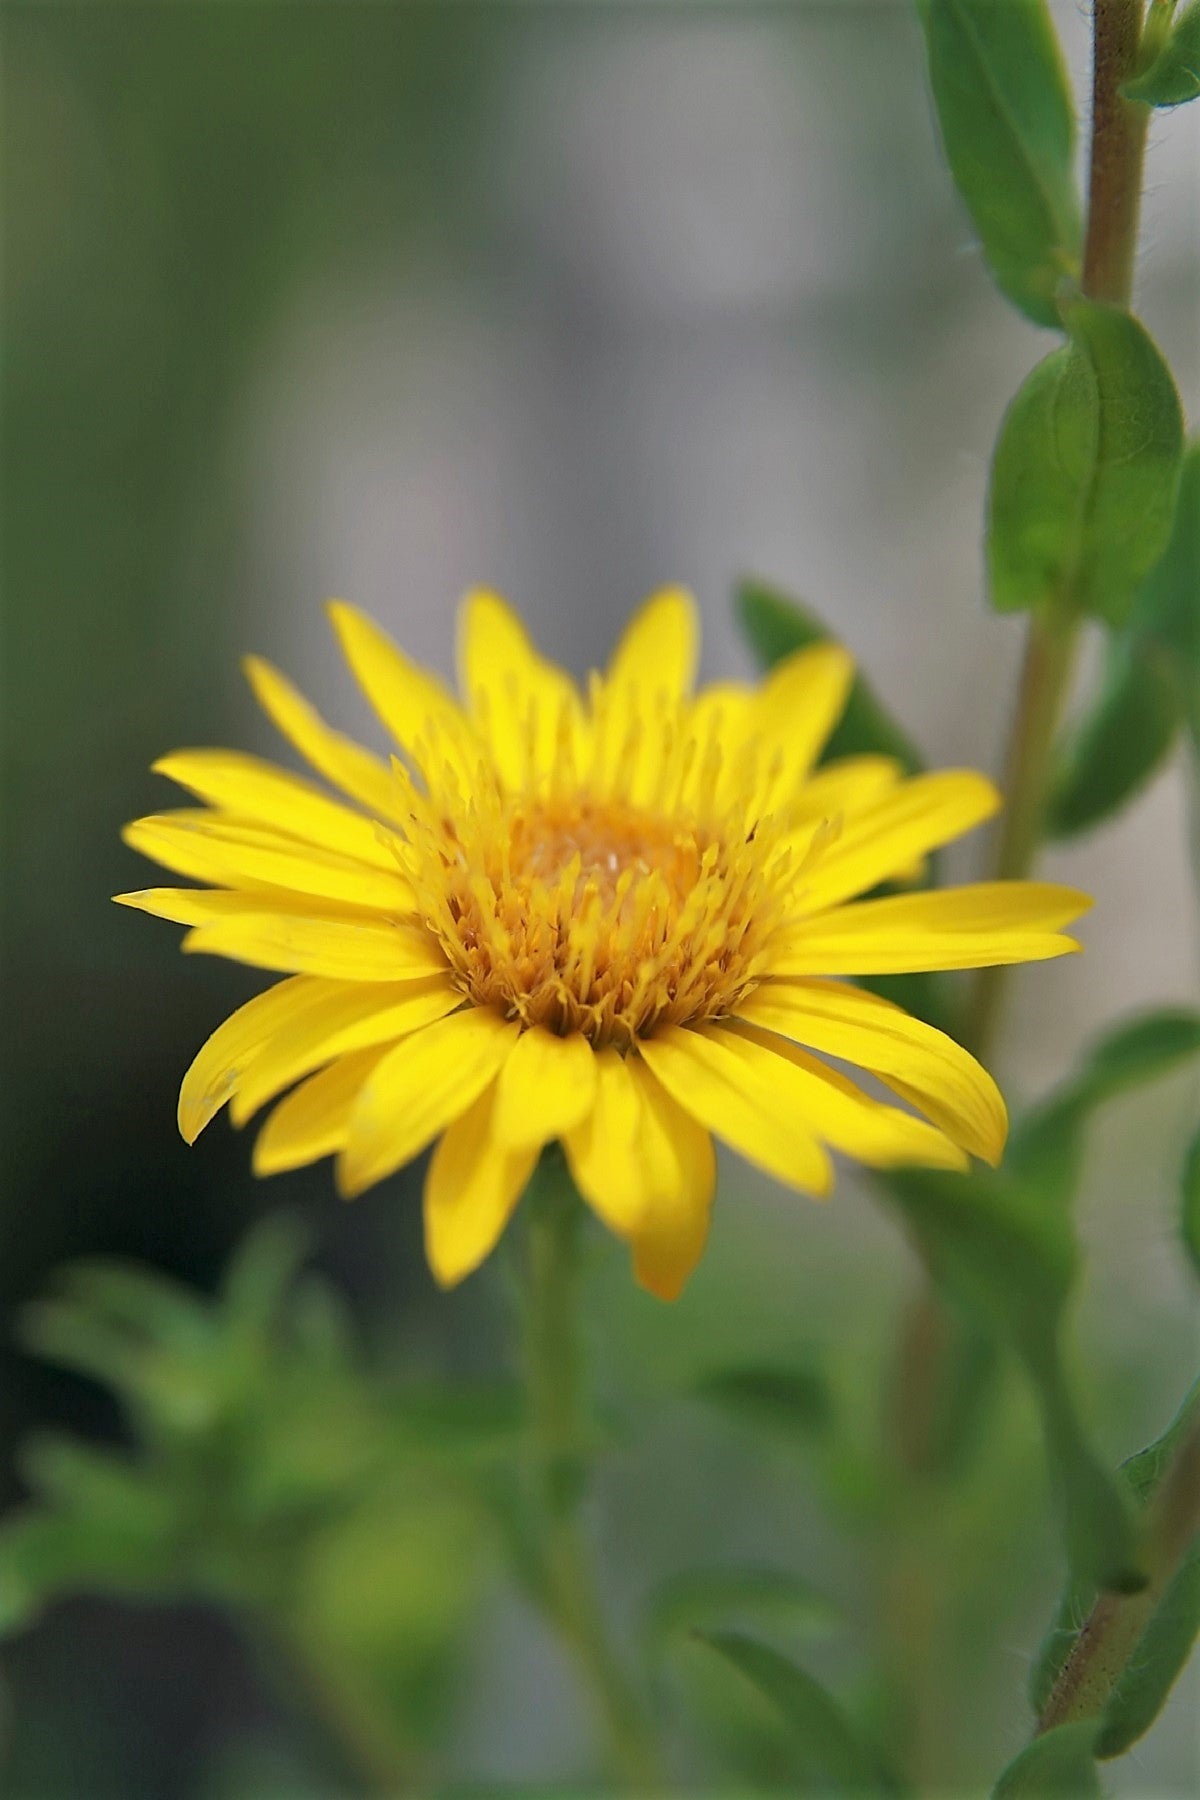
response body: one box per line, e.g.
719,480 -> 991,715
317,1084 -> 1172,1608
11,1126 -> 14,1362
54,1259 -> 214,1352
1096,1545 -> 1200,1756
693,1630 -> 895,1795
1006,1008 -> 1200,1207
736,581 -> 923,772
221,1211 -> 312,1335
646,1567 -> 839,1658
917,0 -> 1080,325
0,1508 -> 180,1635
987,299 -> 1184,624
1046,644 -> 1180,837
1124,1 -> 1200,107
1121,1377 -> 1200,1507
693,1363 -> 832,1441
18,1436 -> 175,1537
991,1721 -> 1100,1798
1182,1127 -> 1200,1282
18,1296 -> 221,1435
883,1168 -> 1139,1591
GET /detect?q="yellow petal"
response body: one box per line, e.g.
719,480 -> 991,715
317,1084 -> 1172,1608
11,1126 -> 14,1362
253,1047 -> 387,1175
493,1026 -> 598,1149
626,1059 -> 716,1301
563,1048 -> 647,1237
734,978 -> 1006,1164
337,1008 -> 519,1198
606,586 -> 699,702
766,882 -> 1092,975
182,913 -> 447,981
782,754 -> 903,829
326,600 -> 477,786
423,1083 -> 538,1287
229,980 -> 463,1126
114,887 -> 355,927
456,589 -> 586,790
152,749 -> 395,869
123,812 -> 415,914
242,655 -> 403,821
178,976 -> 330,1144
638,1026 -> 833,1197
790,770 -> 1001,912
713,1020 -> 969,1172
743,644 -> 855,813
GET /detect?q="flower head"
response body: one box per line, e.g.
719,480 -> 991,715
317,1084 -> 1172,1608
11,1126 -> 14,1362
117,590 -> 1090,1298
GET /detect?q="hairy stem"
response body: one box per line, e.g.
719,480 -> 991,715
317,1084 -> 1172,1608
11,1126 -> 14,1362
520,1159 -> 665,1789
1039,1408 -> 1200,1730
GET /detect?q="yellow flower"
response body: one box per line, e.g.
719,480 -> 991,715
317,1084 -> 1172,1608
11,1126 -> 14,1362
117,589 -> 1090,1299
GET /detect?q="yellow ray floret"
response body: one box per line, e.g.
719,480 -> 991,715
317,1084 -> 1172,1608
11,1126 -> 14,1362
116,588 -> 1091,1300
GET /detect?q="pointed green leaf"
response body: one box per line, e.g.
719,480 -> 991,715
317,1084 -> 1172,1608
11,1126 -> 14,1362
736,581 -> 924,772
918,0 -> 1080,325
1096,1545 -> 1200,1756
1124,1 -> 1200,107
1046,643 -> 1180,837
647,1567 -> 838,1657
1182,1127 -> 1200,1282
1122,1378 -> 1200,1506
693,1363 -> 832,1441
694,1630 -> 895,1794
992,1721 -> 1100,1798
987,300 -> 1185,623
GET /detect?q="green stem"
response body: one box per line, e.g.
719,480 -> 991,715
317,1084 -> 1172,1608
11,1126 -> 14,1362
888,1 -> 1156,1776
520,1157 -> 666,1790
1038,1409 -> 1200,1730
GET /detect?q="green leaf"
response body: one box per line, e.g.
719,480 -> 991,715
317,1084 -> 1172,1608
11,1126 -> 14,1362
987,299 -> 1185,624
1124,1 -> 1200,107
918,0 -> 1080,325
1097,1545 -> 1200,1756
1121,1377 -> 1200,1507
646,1567 -> 839,1657
1046,643 -> 1180,837
693,1363 -> 832,1441
736,581 -> 924,772
1136,437 -> 1200,734
1006,1008 -> 1200,1207
1182,1127 -> 1200,1282
693,1630 -> 895,1795
992,1721 -> 1100,1798
882,1168 -> 1139,1590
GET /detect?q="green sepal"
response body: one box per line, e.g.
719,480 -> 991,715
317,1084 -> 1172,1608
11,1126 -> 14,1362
735,580 -> 924,772
987,299 -> 1184,624
692,1629 -> 899,1795
917,0 -> 1081,325
1124,1 -> 1200,107
991,1721 -> 1101,1798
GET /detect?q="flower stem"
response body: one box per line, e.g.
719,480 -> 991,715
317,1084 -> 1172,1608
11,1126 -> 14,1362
520,1156 -> 665,1790
888,1 -> 1156,1776
1038,1405 -> 1200,1730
